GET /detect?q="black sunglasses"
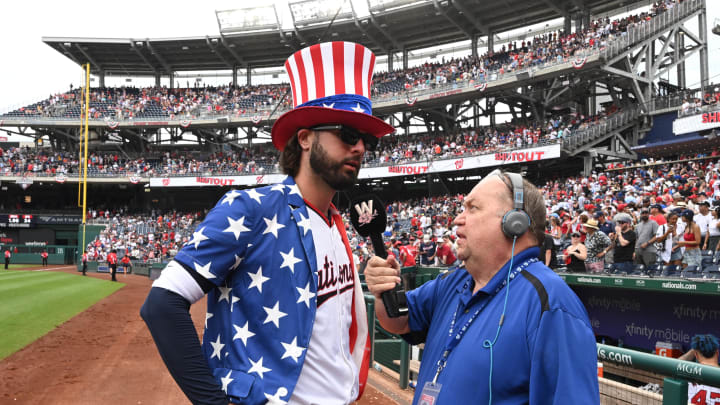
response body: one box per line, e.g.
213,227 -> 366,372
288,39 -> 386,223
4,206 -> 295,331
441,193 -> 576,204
310,124 -> 379,151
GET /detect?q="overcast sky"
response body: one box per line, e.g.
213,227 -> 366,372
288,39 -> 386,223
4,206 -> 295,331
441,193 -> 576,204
0,0 -> 718,115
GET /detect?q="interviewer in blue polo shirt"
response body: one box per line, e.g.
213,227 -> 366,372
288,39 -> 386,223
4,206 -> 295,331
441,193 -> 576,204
365,170 -> 600,404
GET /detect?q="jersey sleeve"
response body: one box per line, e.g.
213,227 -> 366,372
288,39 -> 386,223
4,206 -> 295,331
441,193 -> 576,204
173,190 -> 257,286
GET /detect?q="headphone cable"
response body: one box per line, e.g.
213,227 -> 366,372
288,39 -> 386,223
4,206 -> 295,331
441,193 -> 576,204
483,236 -> 517,405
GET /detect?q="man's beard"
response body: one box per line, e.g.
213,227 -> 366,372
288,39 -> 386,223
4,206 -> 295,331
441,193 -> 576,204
309,137 -> 360,191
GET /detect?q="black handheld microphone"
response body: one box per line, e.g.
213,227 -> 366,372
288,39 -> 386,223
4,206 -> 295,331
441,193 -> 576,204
350,194 -> 408,318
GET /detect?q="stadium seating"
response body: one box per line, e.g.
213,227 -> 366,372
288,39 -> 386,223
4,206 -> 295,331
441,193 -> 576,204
629,264 -> 646,276
660,264 -> 680,278
679,265 -> 700,278
703,264 -> 720,280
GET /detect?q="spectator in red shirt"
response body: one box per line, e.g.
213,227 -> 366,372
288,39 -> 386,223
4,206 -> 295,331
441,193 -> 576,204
121,254 -> 132,275
436,233 -> 458,267
399,239 -> 418,267
649,204 -> 667,225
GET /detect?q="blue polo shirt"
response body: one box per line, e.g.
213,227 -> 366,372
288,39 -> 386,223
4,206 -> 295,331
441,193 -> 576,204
404,247 -> 599,404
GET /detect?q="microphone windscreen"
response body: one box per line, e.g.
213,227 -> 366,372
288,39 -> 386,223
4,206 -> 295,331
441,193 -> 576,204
349,195 -> 387,237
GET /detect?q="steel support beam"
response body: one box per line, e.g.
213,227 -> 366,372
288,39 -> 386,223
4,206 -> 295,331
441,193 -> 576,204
57,42 -> 82,66
205,37 -> 234,69
699,8 -> 709,90
74,44 -> 102,73
365,0 -> 403,51
220,36 -> 248,68
432,0 -> 473,39
130,40 -> 158,75
350,1 -> 389,54
145,40 -> 173,76
449,0 -> 490,34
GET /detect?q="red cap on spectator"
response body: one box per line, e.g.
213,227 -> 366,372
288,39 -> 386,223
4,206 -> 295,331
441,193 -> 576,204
618,203 -> 627,211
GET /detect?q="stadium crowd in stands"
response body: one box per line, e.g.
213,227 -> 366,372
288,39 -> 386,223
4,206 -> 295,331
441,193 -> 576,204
84,210 -> 203,263
0,107 -> 621,177
82,148 -> 720,280
2,0 -> 687,121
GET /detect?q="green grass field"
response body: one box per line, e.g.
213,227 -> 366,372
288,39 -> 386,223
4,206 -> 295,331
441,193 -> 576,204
0,270 -> 123,360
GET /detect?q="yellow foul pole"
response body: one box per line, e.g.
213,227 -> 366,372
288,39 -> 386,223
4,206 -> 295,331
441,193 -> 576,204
82,64 -> 90,249
77,72 -> 86,207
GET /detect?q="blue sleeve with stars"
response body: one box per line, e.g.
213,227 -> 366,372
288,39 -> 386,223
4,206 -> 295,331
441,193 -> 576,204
174,189 -> 258,286
140,286 -> 228,405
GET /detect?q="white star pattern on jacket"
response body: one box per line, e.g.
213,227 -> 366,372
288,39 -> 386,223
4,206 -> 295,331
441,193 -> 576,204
221,189 -> 242,206
230,254 -> 242,271
265,387 -> 289,404
279,248 -> 302,273
280,337 -> 305,363
230,295 -> 240,312
296,213 -> 311,236
295,282 -> 315,308
351,103 -> 365,113
248,356 -> 271,378
204,312 -> 213,328
193,261 -> 214,280
247,266 -> 269,293
190,227 -> 209,249
263,215 -> 285,238
245,188 -> 265,204
223,216 -> 250,240
220,370 -> 233,393
286,184 -> 301,196
263,301 -> 287,328
210,335 -> 225,360
217,286 -> 232,303
232,321 -> 255,346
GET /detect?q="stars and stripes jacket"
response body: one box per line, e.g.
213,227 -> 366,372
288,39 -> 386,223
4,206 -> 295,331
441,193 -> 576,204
173,176 -> 370,404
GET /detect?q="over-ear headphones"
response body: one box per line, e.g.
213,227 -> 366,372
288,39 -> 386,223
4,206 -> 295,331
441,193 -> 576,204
500,172 -> 531,238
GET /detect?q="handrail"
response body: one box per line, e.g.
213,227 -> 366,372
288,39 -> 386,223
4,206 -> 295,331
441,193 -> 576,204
597,343 -> 720,387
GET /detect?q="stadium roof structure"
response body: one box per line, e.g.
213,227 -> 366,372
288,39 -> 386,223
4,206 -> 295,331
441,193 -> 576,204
43,0 -> 651,77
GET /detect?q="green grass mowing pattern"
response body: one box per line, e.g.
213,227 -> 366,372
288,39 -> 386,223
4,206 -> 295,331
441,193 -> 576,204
0,270 -> 123,360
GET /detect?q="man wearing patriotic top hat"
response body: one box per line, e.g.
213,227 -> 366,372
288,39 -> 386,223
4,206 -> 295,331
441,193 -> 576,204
141,41 -> 394,405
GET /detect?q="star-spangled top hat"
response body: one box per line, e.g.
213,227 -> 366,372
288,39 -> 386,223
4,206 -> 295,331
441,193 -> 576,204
271,41 -> 395,150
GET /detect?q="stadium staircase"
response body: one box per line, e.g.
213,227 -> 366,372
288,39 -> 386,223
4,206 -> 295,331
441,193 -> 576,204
559,0 -> 705,156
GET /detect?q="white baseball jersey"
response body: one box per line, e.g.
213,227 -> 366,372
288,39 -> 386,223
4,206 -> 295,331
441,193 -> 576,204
290,206 -> 359,404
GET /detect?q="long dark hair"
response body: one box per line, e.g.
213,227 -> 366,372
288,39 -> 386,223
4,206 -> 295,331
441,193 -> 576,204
279,133 -> 302,177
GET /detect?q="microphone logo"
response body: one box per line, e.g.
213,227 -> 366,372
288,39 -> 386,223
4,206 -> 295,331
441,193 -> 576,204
354,200 -> 378,226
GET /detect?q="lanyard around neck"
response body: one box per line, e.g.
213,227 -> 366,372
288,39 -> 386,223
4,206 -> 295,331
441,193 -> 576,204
432,257 -> 538,384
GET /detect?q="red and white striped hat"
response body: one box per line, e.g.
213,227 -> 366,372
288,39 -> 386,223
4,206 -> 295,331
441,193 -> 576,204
271,41 -> 395,150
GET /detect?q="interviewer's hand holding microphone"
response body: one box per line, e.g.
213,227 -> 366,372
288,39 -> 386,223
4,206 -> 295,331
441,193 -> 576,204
365,255 -> 401,300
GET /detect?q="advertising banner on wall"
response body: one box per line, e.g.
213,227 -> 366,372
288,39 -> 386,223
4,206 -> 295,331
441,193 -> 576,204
150,144 -> 561,187
19,229 -> 56,246
673,110 -> 720,135
571,284 -> 720,352
0,230 -> 19,244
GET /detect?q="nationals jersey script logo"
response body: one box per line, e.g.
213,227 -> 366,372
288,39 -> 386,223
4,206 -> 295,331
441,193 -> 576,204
316,254 -> 354,307
353,200 -> 378,226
